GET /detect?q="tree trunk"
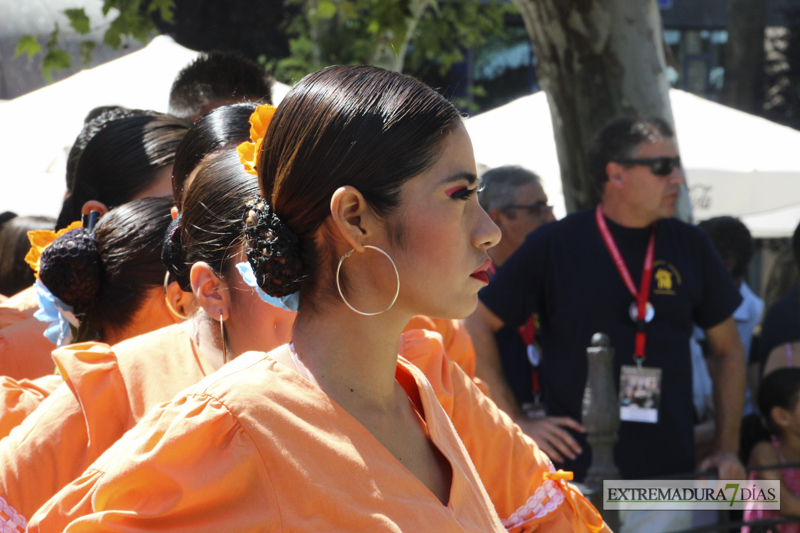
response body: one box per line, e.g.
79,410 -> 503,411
512,0 -> 691,221
722,0 -> 767,114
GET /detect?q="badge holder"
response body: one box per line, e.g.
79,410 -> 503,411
619,363 -> 662,424
618,314 -> 661,424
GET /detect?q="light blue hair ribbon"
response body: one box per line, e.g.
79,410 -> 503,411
33,279 -> 81,347
235,261 -> 300,312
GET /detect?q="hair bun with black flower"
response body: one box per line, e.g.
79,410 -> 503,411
243,197 -> 303,297
38,228 -> 102,308
161,214 -> 191,291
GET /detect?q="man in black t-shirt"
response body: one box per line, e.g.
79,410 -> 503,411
478,166 -> 586,464
465,117 -> 746,485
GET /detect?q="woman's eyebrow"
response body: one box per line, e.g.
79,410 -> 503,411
439,171 -> 477,186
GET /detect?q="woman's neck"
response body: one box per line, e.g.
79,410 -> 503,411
291,302 -> 411,412
188,314 -> 227,372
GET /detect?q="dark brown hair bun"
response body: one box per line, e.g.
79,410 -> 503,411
243,197 -> 303,297
38,228 -> 101,307
161,215 -> 191,291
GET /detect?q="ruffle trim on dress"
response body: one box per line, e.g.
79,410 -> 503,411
500,464 -> 565,529
0,497 -> 27,533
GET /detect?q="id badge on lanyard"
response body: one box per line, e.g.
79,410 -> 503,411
596,205 -> 662,424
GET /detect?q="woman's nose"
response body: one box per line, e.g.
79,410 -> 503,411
474,204 -> 501,250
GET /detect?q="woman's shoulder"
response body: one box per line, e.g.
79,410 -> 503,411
181,349 -> 297,409
111,324 -> 192,356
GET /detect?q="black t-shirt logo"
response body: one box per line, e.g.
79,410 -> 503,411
653,261 -> 682,295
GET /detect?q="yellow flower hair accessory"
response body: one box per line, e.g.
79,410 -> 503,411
24,221 -> 82,278
238,104 -> 277,176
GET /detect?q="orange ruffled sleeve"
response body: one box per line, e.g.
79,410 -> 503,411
0,316 -> 54,380
0,342 -> 130,524
0,374 -> 62,440
400,329 -> 608,533
29,394 -> 276,533
403,316 -> 490,395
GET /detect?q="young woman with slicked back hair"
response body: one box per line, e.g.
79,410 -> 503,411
26,66 -> 607,533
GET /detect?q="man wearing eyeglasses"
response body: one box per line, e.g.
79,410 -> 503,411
478,166 -> 585,464
466,117 -> 746,532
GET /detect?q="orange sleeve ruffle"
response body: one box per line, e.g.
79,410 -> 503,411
0,286 -> 38,313
28,394 -> 275,533
0,342 -> 130,522
400,330 -> 608,533
402,316 -> 490,394
0,317 -> 54,380
0,308 -> 27,330
0,374 -> 62,440
0,385 -> 87,525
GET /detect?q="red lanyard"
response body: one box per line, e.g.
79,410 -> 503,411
595,204 -> 656,360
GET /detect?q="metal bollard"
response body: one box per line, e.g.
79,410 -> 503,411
582,333 -> 620,531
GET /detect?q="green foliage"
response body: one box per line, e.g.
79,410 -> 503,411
14,35 -> 42,59
65,8 -> 91,34
406,0 -> 512,76
80,40 -> 97,66
14,0 -> 175,83
149,0 -> 175,24
41,24 -> 72,83
274,0 -> 514,85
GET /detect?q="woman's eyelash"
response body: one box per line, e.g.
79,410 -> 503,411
446,186 -> 477,200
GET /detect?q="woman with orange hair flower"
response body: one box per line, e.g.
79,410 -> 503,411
0,111 -> 189,381
27,66 -> 607,533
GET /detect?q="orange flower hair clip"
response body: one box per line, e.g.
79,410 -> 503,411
24,221 -> 82,278
238,104 -> 277,176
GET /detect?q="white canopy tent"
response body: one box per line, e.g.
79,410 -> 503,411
465,89 -> 800,238
0,36 -> 289,218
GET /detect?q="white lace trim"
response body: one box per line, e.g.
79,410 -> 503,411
0,497 -> 27,533
500,464 -> 566,530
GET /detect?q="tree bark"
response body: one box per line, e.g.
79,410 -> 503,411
722,0 -> 767,114
512,0 -> 691,220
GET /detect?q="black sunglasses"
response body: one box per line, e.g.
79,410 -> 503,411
614,156 -> 682,177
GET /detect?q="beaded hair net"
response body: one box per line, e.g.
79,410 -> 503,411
237,104 -> 305,298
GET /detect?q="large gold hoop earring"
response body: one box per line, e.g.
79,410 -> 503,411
336,245 -> 400,316
220,313 -> 228,364
164,272 -> 189,320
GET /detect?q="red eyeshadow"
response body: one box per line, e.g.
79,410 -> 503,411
445,186 -> 466,196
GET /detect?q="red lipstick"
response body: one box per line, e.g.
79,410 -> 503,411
470,259 -> 492,284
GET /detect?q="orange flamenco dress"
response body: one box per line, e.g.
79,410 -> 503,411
0,317 -> 478,526
0,286 -> 54,381
28,332 -> 606,533
0,324 -> 215,526
0,374 -> 62,440
0,286 -> 38,327
0,286 -> 53,381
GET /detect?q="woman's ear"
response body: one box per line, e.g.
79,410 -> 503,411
330,186 -> 375,252
771,405 -> 792,429
80,200 -> 109,217
190,262 -> 231,320
165,280 -> 196,320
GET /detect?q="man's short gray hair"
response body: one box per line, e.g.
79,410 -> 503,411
478,166 -> 542,213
